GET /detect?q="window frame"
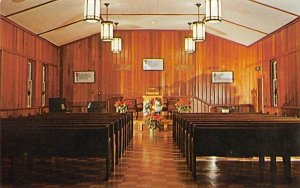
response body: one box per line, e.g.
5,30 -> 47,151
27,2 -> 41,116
41,64 -> 47,107
270,60 -> 278,107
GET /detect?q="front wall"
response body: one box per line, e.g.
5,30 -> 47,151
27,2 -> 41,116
62,30 -> 254,106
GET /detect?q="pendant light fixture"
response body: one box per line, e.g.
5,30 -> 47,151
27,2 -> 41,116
111,22 -> 122,53
84,0 -> 101,23
101,3 -> 113,41
192,3 -> 205,42
206,0 -> 222,23
185,22 -> 195,53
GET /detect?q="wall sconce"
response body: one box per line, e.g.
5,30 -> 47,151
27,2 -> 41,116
255,66 -> 262,71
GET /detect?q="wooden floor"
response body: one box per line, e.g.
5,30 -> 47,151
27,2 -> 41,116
1,121 -> 300,187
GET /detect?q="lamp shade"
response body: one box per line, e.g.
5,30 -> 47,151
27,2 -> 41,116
84,0 -> 101,23
101,21 -> 114,41
206,0 -> 221,23
111,37 -> 122,53
192,21 -> 205,41
185,37 -> 195,53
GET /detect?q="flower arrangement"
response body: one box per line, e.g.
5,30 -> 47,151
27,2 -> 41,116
143,98 -> 162,116
145,112 -> 163,130
175,99 -> 191,113
114,100 -> 130,113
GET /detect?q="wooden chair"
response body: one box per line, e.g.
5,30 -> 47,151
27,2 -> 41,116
107,97 -> 123,113
49,98 -> 71,113
87,101 -> 107,113
166,98 -> 179,118
125,99 -> 143,119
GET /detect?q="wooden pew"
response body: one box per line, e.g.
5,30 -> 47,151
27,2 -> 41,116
34,112 -> 133,162
191,123 -> 300,179
179,114 -> 300,169
1,124 -> 112,181
1,112 -> 133,182
172,112 -> 300,180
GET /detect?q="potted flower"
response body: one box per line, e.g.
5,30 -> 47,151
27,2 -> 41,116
145,112 -> 163,130
114,100 -> 130,113
175,99 -> 191,113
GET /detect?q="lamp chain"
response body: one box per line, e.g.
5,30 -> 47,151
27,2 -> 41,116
105,3 -> 109,21
196,3 -> 201,22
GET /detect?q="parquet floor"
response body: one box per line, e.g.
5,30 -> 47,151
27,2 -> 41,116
1,122 -> 300,187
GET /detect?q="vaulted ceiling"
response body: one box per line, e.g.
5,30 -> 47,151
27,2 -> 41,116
1,0 -> 299,46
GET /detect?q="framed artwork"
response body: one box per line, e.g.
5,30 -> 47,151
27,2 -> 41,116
212,71 -> 233,83
74,71 -> 95,83
143,59 -> 164,71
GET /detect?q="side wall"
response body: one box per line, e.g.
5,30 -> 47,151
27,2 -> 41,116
248,18 -> 300,114
0,17 -> 60,118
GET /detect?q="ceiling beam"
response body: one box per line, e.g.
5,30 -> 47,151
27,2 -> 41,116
223,19 -> 267,35
37,13 -> 267,36
5,0 -> 59,18
38,14 -> 107,36
38,19 -> 84,35
249,0 -> 299,17
105,13 -> 203,16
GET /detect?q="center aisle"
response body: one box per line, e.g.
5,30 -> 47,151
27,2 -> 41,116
107,123 -> 197,188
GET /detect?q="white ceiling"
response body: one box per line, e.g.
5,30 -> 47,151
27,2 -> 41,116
0,0 -> 299,46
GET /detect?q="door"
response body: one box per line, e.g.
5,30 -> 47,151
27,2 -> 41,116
257,78 -> 263,113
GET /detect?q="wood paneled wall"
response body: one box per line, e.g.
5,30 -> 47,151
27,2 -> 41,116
2,17 -> 298,117
248,18 -> 300,114
61,35 -> 102,104
0,17 -> 60,118
61,30 -> 255,107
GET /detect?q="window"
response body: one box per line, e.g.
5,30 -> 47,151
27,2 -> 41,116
271,60 -> 278,107
42,65 -> 47,107
27,61 -> 33,107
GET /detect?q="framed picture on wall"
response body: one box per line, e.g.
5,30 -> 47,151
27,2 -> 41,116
143,59 -> 164,71
212,71 -> 234,83
74,71 -> 95,83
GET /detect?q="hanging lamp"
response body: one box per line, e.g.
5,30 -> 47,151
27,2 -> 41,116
101,3 -> 113,41
192,3 -> 205,42
84,0 -> 101,23
206,0 -> 222,23
185,22 -> 195,53
111,22 -> 122,53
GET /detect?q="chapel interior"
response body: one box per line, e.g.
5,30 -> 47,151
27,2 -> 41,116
1,0 -> 300,187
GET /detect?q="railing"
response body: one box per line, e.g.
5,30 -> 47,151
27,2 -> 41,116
0,107 -> 49,118
281,106 -> 300,117
190,96 -> 211,113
